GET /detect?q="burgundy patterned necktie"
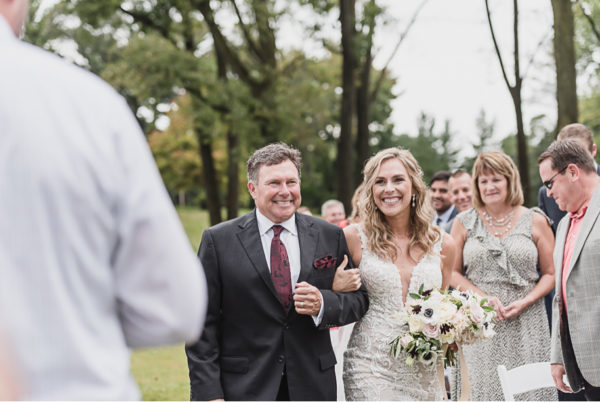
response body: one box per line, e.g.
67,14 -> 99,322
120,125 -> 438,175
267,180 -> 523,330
270,225 -> 292,313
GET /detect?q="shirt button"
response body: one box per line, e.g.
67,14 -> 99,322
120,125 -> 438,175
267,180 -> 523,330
278,355 -> 285,364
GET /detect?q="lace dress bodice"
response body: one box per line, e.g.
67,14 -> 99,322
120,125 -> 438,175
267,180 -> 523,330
343,225 -> 444,401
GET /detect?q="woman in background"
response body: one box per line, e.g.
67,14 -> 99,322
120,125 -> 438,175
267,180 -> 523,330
450,151 -> 556,400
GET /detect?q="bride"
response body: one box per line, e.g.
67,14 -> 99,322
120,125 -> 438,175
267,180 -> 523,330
342,148 -> 456,400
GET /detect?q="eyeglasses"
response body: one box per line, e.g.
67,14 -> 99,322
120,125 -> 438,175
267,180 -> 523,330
542,166 -> 568,190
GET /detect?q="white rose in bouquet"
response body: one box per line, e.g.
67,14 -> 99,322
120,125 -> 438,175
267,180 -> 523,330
408,314 -> 425,333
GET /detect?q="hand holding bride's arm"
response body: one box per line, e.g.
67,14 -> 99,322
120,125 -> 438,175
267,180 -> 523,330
332,255 -> 361,292
332,226 -> 363,292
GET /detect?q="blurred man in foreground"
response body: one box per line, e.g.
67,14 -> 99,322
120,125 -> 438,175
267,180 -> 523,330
0,0 -> 207,398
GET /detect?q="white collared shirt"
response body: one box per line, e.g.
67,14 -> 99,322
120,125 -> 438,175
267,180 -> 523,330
255,209 -> 324,324
256,210 -> 302,286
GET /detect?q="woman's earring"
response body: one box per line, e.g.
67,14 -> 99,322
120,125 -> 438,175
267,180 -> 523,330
411,194 -> 416,207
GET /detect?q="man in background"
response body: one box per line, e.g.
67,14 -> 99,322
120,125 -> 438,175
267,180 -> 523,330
0,0 -> 207,398
448,169 -> 473,213
538,123 -> 600,233
430,170 -> 458,233
538,140 -> 600,400
321,199 -> 349,228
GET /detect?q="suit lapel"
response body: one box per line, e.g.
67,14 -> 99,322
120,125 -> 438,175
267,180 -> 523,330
554,218 -> 568,291
237,211 -> 280,302
296,214 -> 319,284
568,185 -> 600,276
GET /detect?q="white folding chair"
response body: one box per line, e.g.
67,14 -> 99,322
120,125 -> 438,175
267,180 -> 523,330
497,362 -> 556,401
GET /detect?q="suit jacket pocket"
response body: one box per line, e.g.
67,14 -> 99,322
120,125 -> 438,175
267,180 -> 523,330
220,356 -> 249,374
319,350 -> 337,371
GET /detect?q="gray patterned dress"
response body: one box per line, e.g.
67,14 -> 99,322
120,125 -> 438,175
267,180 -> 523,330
451,208 -> 557,401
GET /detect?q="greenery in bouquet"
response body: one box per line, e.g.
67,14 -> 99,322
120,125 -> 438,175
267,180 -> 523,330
390,285 -> 496,368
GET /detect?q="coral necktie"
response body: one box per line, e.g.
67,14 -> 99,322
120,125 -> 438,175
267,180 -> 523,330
270,225 -> 292,313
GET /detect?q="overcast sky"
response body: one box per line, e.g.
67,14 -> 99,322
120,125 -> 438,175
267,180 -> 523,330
280,0 -> 557,156
40,0 -> 557,156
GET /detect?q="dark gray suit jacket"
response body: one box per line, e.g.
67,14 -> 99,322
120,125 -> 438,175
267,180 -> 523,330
186,211 -> 369,401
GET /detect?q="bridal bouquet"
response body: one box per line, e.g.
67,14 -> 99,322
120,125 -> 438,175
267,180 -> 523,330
390,285 -> 496,368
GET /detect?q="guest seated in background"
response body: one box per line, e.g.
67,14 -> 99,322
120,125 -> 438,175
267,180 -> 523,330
449,151 -> 556,401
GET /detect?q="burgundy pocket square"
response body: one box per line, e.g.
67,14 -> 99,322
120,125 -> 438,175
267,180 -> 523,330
313,255 -> 337,269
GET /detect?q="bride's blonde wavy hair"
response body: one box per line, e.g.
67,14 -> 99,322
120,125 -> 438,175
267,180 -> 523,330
360,147 -> 441,262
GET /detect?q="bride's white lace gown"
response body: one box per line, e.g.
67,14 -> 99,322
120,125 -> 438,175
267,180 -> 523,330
343,225 -> 444,401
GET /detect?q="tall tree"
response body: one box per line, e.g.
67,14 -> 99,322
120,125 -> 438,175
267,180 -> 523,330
485,0 -> 530,204
338,0 -> 357,210
551,0 -> 579,130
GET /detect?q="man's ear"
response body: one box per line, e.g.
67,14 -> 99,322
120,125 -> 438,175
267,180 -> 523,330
568,164 -> 581,182
591,144 -> 597,159
248,181 -> 256,199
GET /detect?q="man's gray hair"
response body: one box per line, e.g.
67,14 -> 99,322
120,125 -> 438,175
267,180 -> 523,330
537,139 -> 596,174
321,199 -> 345,217
247,143 -> 302,183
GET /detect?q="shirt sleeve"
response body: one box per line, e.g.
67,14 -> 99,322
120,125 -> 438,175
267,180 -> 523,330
109,97 -> 207,348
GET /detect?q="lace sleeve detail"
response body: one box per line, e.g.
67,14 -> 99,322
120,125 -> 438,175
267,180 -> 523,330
351,223 -> 367,250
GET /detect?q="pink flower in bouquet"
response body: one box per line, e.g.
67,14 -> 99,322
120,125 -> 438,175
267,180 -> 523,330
423,324 -> 440,339
468,303 -> 485,325
451,309 -> 469,332
399,334 -> 413,348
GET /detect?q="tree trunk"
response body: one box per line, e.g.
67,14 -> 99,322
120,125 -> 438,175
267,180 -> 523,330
338,0 -> 356,211
226,125 -> 240,220
192,99 -> 222,225
551,0 -> 578,131
512,87 -> 530,204
355,0 -> 375,187
512,0 -> 530,205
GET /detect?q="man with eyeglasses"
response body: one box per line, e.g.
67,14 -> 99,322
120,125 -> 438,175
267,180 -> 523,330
538,140 -> 600,401
537,125 -> 600,375
538,124 -> 600,233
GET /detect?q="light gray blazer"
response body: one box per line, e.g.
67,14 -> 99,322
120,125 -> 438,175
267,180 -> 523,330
551,185 -> 600,387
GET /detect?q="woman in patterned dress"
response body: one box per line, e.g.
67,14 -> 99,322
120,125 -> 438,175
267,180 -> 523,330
449,151 -> 557,400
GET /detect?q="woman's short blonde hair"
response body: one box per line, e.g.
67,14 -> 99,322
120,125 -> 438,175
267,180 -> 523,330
472,151 -> 524,209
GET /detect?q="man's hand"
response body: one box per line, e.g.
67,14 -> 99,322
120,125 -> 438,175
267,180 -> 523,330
294,282 -> 322,316
332,255 -> 361,292
551,364 -> 573,393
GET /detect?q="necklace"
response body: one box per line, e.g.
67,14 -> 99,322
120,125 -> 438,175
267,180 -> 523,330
483,208 -> 514,236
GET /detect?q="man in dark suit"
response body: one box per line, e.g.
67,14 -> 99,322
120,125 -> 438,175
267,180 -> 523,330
430,170 -> 458,233
186,143 -> 369,401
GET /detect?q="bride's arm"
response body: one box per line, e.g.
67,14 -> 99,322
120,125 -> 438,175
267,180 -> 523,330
440,231 -> 456,290
332,225 -> 363,292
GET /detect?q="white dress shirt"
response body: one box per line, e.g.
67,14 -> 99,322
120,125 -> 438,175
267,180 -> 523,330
0,16 -> 207,400
255,209 -> 324,324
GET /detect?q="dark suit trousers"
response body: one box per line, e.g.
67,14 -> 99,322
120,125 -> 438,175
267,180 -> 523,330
562,310 -> 599,401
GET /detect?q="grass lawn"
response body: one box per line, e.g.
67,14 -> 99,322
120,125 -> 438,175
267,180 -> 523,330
130,206 -> 210,401
130,206 -> 249,400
